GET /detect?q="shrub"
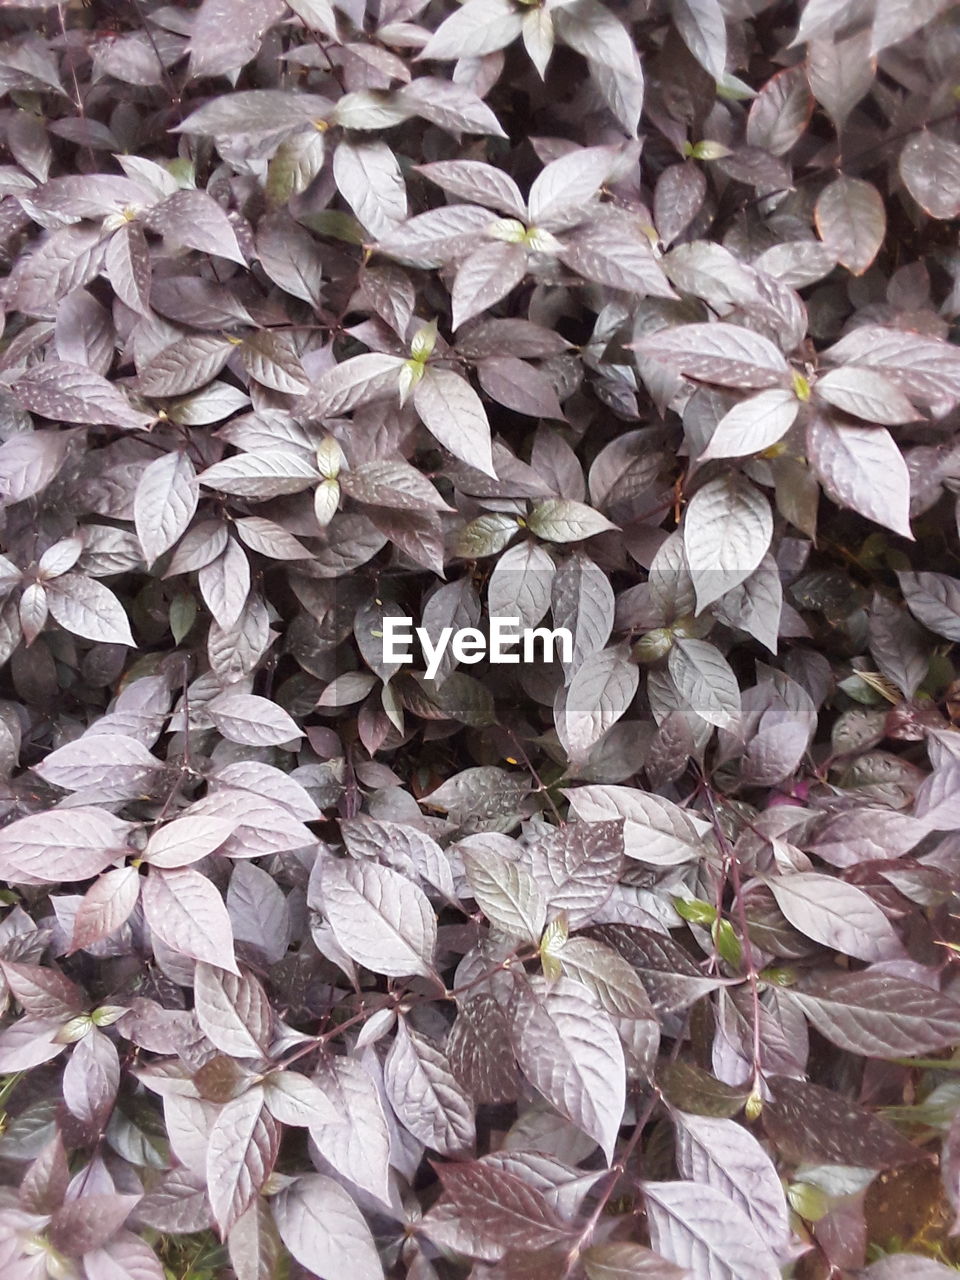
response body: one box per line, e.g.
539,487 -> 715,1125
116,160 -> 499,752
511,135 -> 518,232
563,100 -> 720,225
0,0 -> 958,1277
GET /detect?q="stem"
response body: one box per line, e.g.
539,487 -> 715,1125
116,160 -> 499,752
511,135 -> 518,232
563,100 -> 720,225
505,729 -> 564,823
57,6 -> 95,173
698,774 -> 764,1093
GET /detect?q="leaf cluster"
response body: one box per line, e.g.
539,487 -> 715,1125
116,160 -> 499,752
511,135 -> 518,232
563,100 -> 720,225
0,0 -> 958,1278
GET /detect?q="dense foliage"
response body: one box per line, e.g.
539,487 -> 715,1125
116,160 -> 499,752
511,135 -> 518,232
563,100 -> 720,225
1,0 -> 960,1277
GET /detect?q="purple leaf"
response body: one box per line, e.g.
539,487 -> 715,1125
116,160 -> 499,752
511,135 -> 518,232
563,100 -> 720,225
44,574 -> 135,646
193,962 -> 272,1059
510,975 -> 625,1162
206,1085 -> 278,1236
383,1018 -> 476,1156
272,1175 -> 383,1280
63,1026 -> 119,1129
141,867 -> 239,975
319,856 -> 438,979
644,1180 -> 782,1280
0,807 -> 132,884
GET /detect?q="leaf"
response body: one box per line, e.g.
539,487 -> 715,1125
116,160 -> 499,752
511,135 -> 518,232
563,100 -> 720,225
528,499 -> 616,543
226,1201 -> 284,1280
786,971 -> 960,1056
199,450 -> 319,499
0,429 -> 74,506
670,0 -> 727,79
239,331 -> 309,395
635,322 -> 789,390
309,1055 -> 394,1207
417,160 -> 526,218
0,1018 -> 67,1071
563,644 -> 639,761
815,175 -> 886,275
589,923 -> 728,1013
383,1019 -> 475,1155
14,363 -> 153,430
899,570 -> 960,641
582,1242 -> 688,1280
138,336 -> 236,398
141,867 -> 239,975
815,367 -> 918,425
134,451 -> 199,565
34,733 -> 160,798
48,1194 -> 142,1258
44,573 -> 134,646
333,139 -> 406,239
899,130 -> 960,219
657,1062 -> 749,1118
262,1070 -> 338,1129
82,1232 -> 167,1280
8,224 -> 108,316
806,417 -> 913,538
560,220 -> 675,297
565,785 -> 711,865
488,540 -> 556,632
414,368 -> 495,477
70,866 -> 141,952
715,555 -> 783,653
200,539 -> 250,630
419,0 -> 524,60
447,995 -> 519,1105
0,806 -> 132,884
768,872 -> 903,962
510,976 -> 626,1161
187,0 -> 274,66
763,1075 -> 919,1167
861,1256 -> 959,1280
520,820 -> 624,927
104,223 -> 152,316
452,242 -> 528,331
423,1160 -> 575,1261
654,163 -> 708,249
308,353 -> 405,416
267,129 -> 326,204
206,1086 -> 278,1236
208,693 -> 301,747
319,857 -> 437,978
806,30 -> 874,131
233,516 -> 311,560
672,1111 -> 790,1249
551,551 -> 614,673
271,1174 -> 383,1280
557,937 -> 654,1018
552,0 -> 637,77
144,190 -> 245,265
0,961 -> 84,1018
867,594 -> 928,698
668,639 -> 741,729
339,460 -> 452,513
377,204 -> 500,269
810,805 -> 923,866
462,848 -> 548,942
194,963 -> 272,1059
397,77 -> 506,138
644,1181 -> 782,1280
746,66 -> 813,155
177,90 -> 333,137
227,862 -> 291,967
63,1026 -> 119,1129
701,389 -> 799,459
683,474 -> 773,611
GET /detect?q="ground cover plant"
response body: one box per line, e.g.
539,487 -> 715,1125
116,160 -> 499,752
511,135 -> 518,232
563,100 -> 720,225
1,0 -> 960,1277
